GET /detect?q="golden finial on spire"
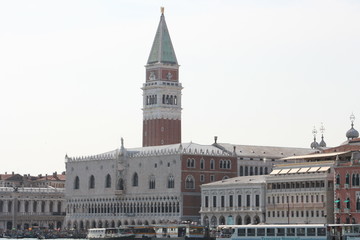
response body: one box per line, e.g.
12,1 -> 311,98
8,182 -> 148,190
161,7 -> 164,14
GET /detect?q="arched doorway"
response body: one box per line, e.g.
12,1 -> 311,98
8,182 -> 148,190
211,216 -> 217,228
203,216 -> 209,226
48,223 -> 54,229
219,216 -> 225,225
227,215 -> 234,225
56,221 -> 62,229
244,215 -> 251,225
253,215 -> 260,225
236,215 -> 242,225
80,221 -> 84,230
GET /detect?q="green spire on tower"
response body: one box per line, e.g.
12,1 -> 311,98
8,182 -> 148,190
147,8 -> 178,65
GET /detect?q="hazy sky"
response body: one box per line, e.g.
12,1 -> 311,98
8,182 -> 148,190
1,0 -> 359,175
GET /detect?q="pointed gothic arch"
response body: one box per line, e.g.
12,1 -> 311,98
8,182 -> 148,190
185,175 -> 195,189
149,175 -> 156,189
132,172 -> 138,187
74,176 -> 80,189
167,175 -> 175,188
89,175 -> 95,189
105,174 -> 111,188
117,178 -> 124,190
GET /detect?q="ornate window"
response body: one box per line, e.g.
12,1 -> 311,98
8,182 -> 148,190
149,175 -> 156,189
346,197 -> 350,209
132,173 -> 138,187
219,160 -> 223,169
74,176 -> 80,189
210,159 -> 215,170
185,175 -> 195,189
346,174 -> 350,185
227,160 -> 231,169
187,158 -> 195,168
105,174 -> 111,188
336,198 -> 340,208
200,159 -> 205,169
117,178 -> 124,190
356,197 -> 360,210
167,175 -> 175,188
336,174 -> 340,185
353,174 -> 356,186
89,175 -> 95,189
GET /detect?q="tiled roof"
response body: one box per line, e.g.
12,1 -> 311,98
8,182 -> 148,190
216,143 -> 315,158
202,175 -> 266,187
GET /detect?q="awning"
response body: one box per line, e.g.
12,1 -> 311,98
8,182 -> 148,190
270,169 -> 281,175
281,151 -> 351,161
318,166 -> 331,172
298,168 -> 310,173
335,200 -> 340,203
288,168 -> 300,174
344,200 -> 350,202
279,169 -> 291,174
308,167 -> 320,173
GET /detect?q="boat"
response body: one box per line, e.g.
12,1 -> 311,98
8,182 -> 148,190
87,227 -> 135,240
215,224 -> 360,240
152,224 -> 209,239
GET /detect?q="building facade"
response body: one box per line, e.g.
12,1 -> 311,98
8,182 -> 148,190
65,143 -> 237,229
334,151 -> 360,224
200,175 -> 266,228
266,160 -> 334,224
0,187 -> 65,231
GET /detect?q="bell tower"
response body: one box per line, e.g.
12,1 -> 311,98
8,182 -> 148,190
142,8 -> 182,147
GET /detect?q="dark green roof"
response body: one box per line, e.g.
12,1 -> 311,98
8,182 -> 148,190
147,13 -> 178,65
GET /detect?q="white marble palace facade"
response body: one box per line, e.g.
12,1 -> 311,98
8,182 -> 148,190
64,142 -> 236,229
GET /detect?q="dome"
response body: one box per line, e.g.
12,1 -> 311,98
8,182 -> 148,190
310,140 -> 319,149
346,126 -> 359,140
319,136 -> 326,147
